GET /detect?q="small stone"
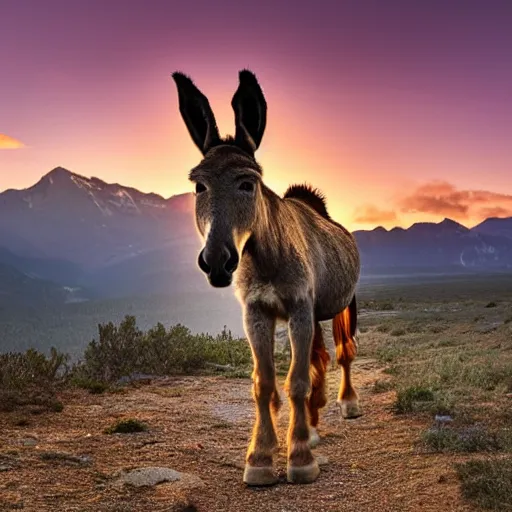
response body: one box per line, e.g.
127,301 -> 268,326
115,467 -> 204,489
116,373 -> 159,385
21,438 -> 37,447
0,464 -> 13,472
39,451 -> 92,466
316,455 -> 329,466
434,415 -> 453,423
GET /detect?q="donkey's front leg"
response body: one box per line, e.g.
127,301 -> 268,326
243,302 -> 280,486
285,298 -> 320,484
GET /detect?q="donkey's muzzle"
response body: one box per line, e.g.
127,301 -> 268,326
198,246 -> 239,288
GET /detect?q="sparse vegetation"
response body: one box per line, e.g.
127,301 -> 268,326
0,348 -> 69,412
354,276 -> 512,510
371,379 -> 394,393
1,316 -> 253,410
72,316 -> 252,386
456,459 -> 512,511
393,385 -> 435,414
421,425 -> 505,453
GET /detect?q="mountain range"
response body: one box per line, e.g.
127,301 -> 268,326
2,167 -> 512,351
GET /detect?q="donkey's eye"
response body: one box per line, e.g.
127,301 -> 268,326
195,183 -> 206,194
239,181 -> 254,192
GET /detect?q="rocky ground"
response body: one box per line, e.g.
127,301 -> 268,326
0,357 -> 473,512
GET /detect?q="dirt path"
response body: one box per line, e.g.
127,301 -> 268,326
0,358 -> 472,512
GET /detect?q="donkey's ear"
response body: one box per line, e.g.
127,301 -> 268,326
231,70 -> 267,155
172,72 -> 221,155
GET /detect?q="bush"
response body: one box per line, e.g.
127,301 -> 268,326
73,316 -> 252,385
0,348 -> 69,412
422,425 -> 503,453
456,459 -> 512,510
372,379 -> 394,394
393,385 -> 435,414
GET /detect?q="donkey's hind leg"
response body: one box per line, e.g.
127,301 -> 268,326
307,322 -> 330,448
333,295 -> 362,419
243,302 -> 280,486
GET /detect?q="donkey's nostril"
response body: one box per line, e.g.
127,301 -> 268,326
224,249 -> 239,274
198,249 -> 211,274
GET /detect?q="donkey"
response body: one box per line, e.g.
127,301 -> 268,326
172,70 -> 361,486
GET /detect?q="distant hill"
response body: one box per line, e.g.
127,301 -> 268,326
2,167 -> 512,352
0,167 -> 196,269
354,218 -> 512,273
472,217 -> 512,240
0,261 -> 87,307
0,246 -> 86,286
3,168 -> 512,284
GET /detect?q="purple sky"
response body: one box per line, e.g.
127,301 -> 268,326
1,0 -> 512,228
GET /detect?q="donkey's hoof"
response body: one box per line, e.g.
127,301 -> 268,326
309,427 -> 321,448
287,460 -> 320,484
243,464 -> 278,486
338,399 -> 362,419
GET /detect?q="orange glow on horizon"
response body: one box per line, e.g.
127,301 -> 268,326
2,67 -> 511,233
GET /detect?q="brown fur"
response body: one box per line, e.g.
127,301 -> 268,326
308,323 -> 330,427
333,296 -> 359,403
172,69 -> 361,484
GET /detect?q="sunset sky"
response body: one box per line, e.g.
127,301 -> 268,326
1,0 -> 512,230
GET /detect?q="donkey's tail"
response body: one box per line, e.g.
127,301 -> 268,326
308,322 -> 331,427
311,322 -> 330,388
332,295 -> 358,364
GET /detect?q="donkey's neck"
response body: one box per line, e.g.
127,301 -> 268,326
243,185 -> 290,279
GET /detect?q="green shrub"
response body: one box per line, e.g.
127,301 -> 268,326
0,348 -> 68,412
393,385 -> 435,414
456,459 -> 512,510
422,426 -> 503,453
73,316 -> 252,385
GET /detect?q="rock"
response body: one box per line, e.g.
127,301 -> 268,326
39,451 -> 92,466
115,467 -> 204,489
316,455 -> 329,466
0,464 -> 13,472
116,373 -> 160,386
477,322 -> 501,334
21,438 -> 37,447
434,415 -> 453,423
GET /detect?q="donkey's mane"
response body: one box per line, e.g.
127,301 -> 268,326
284,184 -> 331,220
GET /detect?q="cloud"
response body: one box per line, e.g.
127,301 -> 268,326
353,205 -> 397,224
353,181 -> 512,228
398,180 -> 512,220
478,206 -> 512,219
0,134 -> 25,149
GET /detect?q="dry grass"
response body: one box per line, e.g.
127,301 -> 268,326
0,348 -> 68,413
456,459 -> 512,511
